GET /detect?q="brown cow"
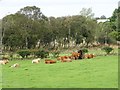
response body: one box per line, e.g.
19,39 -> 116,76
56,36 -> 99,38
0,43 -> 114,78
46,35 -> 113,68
71,52 -> 80,60
61,58 -> 72,62
84,54 -> 95,59
57,56 -> 69,61
45,59 -> 56,64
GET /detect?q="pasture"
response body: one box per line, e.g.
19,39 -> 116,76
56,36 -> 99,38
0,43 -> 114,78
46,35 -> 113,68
1,55 -> 118,88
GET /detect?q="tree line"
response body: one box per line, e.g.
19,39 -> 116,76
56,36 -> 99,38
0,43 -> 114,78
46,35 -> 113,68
1,6 -> 119,51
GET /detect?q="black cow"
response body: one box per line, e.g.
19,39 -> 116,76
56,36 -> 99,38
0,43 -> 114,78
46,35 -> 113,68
77,50 -> 83,59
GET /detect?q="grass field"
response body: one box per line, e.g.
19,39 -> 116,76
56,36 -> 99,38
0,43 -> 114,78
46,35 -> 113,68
0,65 -> 2,89
1,55 -> 118,88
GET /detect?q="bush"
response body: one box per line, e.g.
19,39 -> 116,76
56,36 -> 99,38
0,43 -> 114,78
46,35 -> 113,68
51,50 -> 60,58
17,50 -> 31,58
34,49 -> 49,58
81,48 -> 88,53
102,46 -> 113,54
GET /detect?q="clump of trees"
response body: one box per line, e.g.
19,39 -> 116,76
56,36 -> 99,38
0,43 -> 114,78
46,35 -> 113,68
1,6 -> 119,52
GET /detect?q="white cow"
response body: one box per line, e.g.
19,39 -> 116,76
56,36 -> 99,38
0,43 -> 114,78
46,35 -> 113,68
0,60 -> 9,65
32,58 -> 40,63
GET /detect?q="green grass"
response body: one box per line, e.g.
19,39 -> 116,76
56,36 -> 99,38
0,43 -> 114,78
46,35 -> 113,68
0,65 -> 2,89
2,55 -> 118,88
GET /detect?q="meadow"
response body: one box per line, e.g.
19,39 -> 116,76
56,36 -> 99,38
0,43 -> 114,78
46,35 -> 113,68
1,54 -> 118,88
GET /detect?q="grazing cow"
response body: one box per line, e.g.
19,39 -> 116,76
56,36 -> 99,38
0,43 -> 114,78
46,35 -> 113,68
45,59 -> 56,64
84,54 -> 95,59
61,58 -> 72,62
10,63 -> 20,68
71,52 -> 80,60
0,59 -> 9,65
32,58 -> 40,64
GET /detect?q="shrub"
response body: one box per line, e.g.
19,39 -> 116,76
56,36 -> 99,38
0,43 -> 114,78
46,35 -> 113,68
81,48 -> 88,53
34,49 -> 49,58
51,50 -> 60,58
17,50 -> 31,58
102,46 -> 113,55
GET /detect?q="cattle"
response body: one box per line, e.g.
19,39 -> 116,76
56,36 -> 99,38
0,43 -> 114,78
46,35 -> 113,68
57,55 -> 75,61
32,58 -> 40,64
84,54 -> 95,59
10,63 -> 20,68
61,58 -> 72,62
0,59 -> 9,65
57,56 -> 68,61
78,50 -> 83,59
45,59 -> 56,64
71,52 -> 80,60
68,55 -> 75,60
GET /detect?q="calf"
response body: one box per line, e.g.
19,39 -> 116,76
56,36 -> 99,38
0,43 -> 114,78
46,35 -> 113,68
10,63 -> 20,68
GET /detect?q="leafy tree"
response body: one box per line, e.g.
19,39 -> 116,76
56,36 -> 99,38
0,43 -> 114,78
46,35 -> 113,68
100,15 -> 106,19
17,6 -> 47,21
80,8 -> 94,19
110,7 -> 120,41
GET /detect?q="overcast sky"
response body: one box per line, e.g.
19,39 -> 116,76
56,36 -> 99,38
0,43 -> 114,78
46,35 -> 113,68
0,0 -> 119,19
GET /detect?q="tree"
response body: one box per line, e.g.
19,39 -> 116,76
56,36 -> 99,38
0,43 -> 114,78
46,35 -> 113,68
17,6 -> 47,21
80,8 -> 94,19
100,15 -> 106,19
110,7 -> 120,41
97,21 -> 115,44
2,14 -> 29,50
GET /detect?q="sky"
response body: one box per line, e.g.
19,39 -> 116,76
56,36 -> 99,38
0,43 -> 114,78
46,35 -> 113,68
0,0 -> 119,19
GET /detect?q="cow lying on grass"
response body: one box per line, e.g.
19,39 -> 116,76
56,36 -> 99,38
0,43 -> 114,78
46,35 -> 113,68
57,56 -> 75,61
61,58 -> 72,62
57,56 -> 68,61
10,63 -> 20,68
84,54 -> 95,59
71,52 -> 80,60
57,56 -> 73,62
0,60 -> 9,65
45,59 -> 56,64
32,58 -> 40,64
